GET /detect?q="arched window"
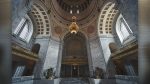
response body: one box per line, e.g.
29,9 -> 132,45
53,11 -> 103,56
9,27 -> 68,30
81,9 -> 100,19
116,14 -> 135,44
19,22 -> 29,40
13,18 -> 26,35
13,15 -> 33,42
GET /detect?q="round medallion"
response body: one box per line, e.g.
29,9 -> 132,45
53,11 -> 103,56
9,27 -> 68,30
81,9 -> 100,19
55,26 -> 62,34
87,25 -> 95,34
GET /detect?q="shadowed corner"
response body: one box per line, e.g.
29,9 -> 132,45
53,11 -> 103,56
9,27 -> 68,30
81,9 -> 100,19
142,43 -> 150,84
0,45 -> 7,84
138,0 -> 150,83
0,35 -> 11,84
0,0 -> 11,83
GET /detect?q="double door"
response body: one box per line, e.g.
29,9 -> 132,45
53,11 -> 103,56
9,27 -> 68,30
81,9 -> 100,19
61,64 -> 89,78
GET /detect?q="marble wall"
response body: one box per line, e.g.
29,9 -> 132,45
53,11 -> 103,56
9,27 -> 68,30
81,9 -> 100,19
43,39 -> 60,71
33,37 -> 50,78
99,36 -> 115,63
89,38 -> 106,71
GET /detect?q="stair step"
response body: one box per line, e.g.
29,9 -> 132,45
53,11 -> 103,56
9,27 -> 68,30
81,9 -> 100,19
60,78 -> 89,84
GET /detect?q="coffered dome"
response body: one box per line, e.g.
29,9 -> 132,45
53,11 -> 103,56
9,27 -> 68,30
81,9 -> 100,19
51,0 -> 98,28
57,0 -> 92,14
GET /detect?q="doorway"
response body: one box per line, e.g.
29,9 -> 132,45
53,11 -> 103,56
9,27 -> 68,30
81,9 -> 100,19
61,33 -> 89,78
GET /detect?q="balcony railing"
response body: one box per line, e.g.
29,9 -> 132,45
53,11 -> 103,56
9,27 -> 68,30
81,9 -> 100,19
111,42 -> 138,60
12,44 -> 38,61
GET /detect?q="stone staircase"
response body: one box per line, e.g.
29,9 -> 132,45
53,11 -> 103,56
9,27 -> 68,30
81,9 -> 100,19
60,78 -> 90,84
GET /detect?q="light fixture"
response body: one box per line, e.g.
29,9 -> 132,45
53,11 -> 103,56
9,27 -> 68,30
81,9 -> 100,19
69,16 -> 79,34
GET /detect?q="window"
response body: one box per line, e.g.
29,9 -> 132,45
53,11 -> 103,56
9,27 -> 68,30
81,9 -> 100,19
119,19 -> 130,39
13,15 -> 33,42
13,18 -> 26,35
116,14 -> 134,44
19,23 -> 29,40
13,66 -> 25,77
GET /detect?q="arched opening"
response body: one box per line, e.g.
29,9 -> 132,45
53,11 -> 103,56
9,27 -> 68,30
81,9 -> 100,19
61,32 -> 89,78
31,4 -> 51,36
97,2 -> 118,35
31,43 -> 40,54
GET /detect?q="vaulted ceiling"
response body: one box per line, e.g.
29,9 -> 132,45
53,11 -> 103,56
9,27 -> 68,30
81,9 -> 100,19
32,0 -> 117,41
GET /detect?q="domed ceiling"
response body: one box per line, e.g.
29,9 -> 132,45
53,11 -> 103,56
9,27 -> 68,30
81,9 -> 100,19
32,0 -> 108,41
51,0 -> 99,28
46,0 -> 106,41
63,0 -> 88,5
57,0 -> 92,14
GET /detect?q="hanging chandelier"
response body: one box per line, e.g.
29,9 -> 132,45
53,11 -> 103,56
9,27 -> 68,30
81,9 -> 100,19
69,16 -> 79,34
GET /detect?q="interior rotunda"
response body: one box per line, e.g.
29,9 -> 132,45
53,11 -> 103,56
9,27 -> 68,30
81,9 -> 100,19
10,0 -> 138,84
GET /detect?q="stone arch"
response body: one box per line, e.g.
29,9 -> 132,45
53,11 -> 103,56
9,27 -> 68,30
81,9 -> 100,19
56,32 -> 93,77
97,2 -> 118,36
61,32 -> 89,77
31,3 -> 51,36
